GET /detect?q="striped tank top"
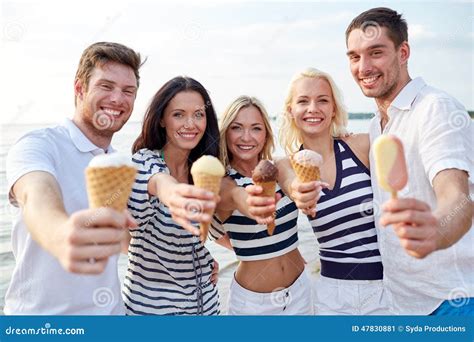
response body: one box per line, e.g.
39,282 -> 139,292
309,139 -> 383,280
209,167 -> 299,261
124,148 -> 220,315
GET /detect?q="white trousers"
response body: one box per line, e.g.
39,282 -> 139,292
227,269 -> 314,315
313,275 -> 393,315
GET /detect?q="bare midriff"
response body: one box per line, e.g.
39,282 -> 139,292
234,248 -> 305,293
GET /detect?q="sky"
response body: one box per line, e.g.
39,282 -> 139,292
1,0 -> 473,125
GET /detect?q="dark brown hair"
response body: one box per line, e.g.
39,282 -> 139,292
74,42 -> 143,105
132,76 -> 220,183
345,7 -> 408,48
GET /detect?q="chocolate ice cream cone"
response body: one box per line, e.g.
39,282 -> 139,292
254,180 -> 277,235
251,160 -> 279,236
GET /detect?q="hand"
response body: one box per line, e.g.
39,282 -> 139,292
210,259 -> 219,285
290,179 -> 328,217
380,198 -> 440,259
53,208 -> 136,274
245,184 -> 282,225
167,183 -> 218,236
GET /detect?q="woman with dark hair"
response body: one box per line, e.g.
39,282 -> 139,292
123,76 -> 221,315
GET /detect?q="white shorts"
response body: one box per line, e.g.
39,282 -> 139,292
313,275 -> 393,315
227,269 -> 314,315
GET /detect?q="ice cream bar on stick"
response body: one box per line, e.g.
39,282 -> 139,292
190,156 -> 225,243
373,134 -> 408,199
251,160 -> 279,235
85,153 -> 137,211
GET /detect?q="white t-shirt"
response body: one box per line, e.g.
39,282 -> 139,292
5,118 -> 125,315
369,77 -> 473,315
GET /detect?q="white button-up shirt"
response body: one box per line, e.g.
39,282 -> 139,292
6,118 -> 125,315
369,77 -> 473,315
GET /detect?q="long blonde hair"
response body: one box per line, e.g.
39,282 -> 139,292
279,68 -> 348,155
219,95 -> 274,171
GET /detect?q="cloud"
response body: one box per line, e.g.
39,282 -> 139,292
409,24 -> 436,40
409,21 -> 473,50
2,1 -> 473,125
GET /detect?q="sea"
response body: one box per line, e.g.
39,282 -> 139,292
0,119 -> 371,314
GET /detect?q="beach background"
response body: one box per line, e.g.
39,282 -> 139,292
1,0 -> 472,315
0,118 -> 371,314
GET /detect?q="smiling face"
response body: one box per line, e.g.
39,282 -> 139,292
75,61 -> 137,136
289,77 -> 335,138
346,26 -> 410,104
160,90 -> 207,152
226,105 -> 267,166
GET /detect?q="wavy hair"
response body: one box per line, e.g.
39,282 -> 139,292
279,68 -> 348,155
219,95 -> 274,171
133,76 -> 220,183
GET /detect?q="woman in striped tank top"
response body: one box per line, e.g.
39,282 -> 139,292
123,77 -> 220,315
210,96 -> 313,315
248,68 -> 391,314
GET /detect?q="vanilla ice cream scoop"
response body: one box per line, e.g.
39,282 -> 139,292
190,155 -> 225,177
85,152 -> 136,211
190,155 -> 225,243
88,152 -> 134,167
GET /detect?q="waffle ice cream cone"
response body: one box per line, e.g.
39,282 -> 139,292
251,160 -> 279,236
85,153 -> 137,211
190,156 -> 225,243
290,150 -> 323,183
257,180 -> 277,235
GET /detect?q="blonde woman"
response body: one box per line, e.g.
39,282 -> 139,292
247,68 -> 391,315
210,95 -> 313,315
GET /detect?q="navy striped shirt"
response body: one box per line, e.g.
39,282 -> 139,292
309,140 -> 383,280
210,168 -> 299,261
124,148 -> 220,315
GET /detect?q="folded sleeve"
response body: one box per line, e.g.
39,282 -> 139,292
127,149 -> 167,228
418,97 -> 473,186
6,130 -> 58,206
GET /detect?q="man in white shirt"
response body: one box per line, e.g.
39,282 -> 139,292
5,42 -> 142,314
345,7 -> 473,315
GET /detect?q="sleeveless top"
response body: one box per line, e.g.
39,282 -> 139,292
124,148 -> 220,315
308,139 -> 383,280
210,167 -> 299,261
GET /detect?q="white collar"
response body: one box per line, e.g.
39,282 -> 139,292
390,77 -> 427,111
63,118 -> 115,155
375,77 -> 427,117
